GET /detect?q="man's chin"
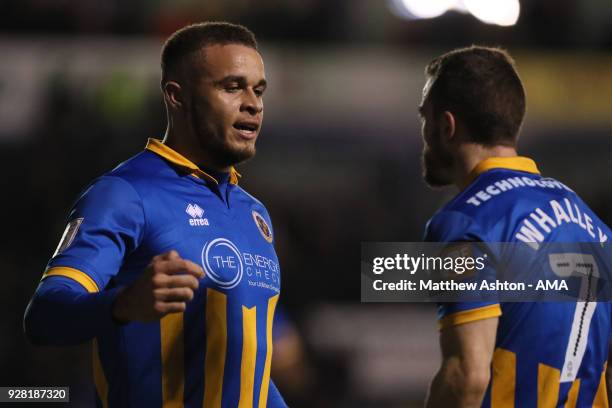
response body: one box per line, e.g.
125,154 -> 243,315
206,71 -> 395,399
423,170 -> 453,189
220,145 -> 256,167
422,152 -> 454,188
233,149 -> 256,165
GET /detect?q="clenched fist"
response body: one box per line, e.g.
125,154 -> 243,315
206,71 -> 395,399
112,250 -> 205,323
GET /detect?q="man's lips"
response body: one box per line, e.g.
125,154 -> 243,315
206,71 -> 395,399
232,120 -> 260,139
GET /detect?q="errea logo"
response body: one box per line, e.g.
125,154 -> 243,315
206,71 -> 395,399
186,203 -> 209,227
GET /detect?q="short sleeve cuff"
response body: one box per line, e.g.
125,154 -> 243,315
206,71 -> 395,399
46,255 -> 106,292
43,267 -> 99,293
438,304 -> 502,330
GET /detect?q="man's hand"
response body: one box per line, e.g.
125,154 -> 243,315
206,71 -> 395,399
112,250 -> 205,323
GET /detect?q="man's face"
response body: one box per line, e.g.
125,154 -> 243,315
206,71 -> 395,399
419,78 -> 455,187
187,44 -> 266,169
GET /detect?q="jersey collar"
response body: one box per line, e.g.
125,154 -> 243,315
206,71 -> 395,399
145,138 -> 240,185
467,156 -> 540,184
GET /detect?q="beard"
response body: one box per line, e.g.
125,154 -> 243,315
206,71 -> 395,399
190,97 -> 256,169
421,131 -> 455,188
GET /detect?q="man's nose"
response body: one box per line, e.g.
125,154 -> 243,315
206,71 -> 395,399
241,89 -> 263,115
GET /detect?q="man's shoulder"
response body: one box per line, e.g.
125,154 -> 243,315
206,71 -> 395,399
105,150 -> 166,183
231,185 -> 275,228
426,170 -> 572,242
96,150 -> 184,200
232,184 -> 266,208
456,169 -> 574,211
72,150 -> 176,212
424,173 -> 501,241
425,209 -> 483,242
430,168 -> 612,243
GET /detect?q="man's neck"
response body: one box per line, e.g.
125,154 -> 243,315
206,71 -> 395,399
454,143 -> 518,189
162,128 -> 231,173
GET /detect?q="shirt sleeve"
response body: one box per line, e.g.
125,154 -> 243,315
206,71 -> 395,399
267,380 -> 288,408
23,276 -> 122,346
46,176 -> 145,291
424,210 -> 502,330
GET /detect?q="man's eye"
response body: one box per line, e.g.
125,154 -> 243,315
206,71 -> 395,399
254,89 -> 264,97
226,85 -> 240,92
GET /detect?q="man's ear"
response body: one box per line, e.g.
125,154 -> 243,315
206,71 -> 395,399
163,81 -> 184,110
442,111 -> 456,141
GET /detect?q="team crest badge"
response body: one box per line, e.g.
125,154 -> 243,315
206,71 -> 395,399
53,218 -> 84,257
252,210 -> 273,243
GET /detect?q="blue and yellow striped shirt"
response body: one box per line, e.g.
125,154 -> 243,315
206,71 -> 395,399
38,139 -> 286,407
426,157 -> 611,407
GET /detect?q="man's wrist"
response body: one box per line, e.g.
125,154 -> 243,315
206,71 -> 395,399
110,287 -> 130,324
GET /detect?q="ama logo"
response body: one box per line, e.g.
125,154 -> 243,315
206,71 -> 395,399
186,203 -> 209,226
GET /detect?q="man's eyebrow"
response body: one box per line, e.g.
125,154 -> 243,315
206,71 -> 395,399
214,75 -> 246,86
214,76 -> 267,89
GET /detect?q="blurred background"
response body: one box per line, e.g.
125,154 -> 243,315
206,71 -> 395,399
2,0 -> 612,407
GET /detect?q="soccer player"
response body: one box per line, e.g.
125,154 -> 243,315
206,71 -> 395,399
24,22 -> 287,407
418,46 -> 612,407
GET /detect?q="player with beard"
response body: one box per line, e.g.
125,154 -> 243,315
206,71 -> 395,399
419,46 -> 612,407
25,22 -> 287,407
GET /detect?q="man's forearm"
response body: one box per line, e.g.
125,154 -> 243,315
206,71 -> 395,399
426,362 -> 488,408
24,276 -> 120,346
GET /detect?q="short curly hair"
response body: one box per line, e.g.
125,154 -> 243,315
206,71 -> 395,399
161,21 -> 258,83
425,46 -> 526,147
